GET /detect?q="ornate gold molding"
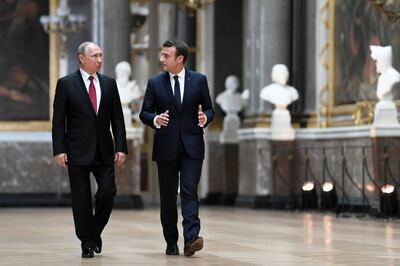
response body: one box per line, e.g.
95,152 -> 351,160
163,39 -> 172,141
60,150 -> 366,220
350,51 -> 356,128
318,0 -> 330,127
352,101 -> 375,125
242,114 -> 271,129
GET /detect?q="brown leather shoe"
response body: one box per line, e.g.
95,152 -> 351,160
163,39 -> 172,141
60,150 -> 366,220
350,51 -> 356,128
184,237 -> 203,256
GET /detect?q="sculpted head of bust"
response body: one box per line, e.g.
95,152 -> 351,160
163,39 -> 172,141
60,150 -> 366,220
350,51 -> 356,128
115,61 -> 132,85
271,64 -> 289,85
370,45 -> 392,74
224,75 -> 239,93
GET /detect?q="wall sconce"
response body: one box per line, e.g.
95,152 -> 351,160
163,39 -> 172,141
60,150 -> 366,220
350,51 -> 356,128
175,0 -> 215,13
176,0 -> 202,11
39,0 -> 86,77
369,0 -> 400,23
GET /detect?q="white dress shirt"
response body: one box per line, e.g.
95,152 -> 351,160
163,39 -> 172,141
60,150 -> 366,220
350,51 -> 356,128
169,68 -> 185,103
80,68 -> 101,113
153,68 -> 207,128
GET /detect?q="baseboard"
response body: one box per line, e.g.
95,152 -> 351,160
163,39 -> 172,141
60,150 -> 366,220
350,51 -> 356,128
114,195 -> 144,209
220,193 -> 237,206
0,193 -> 71,207
201,192 -> 222,205
0,193 -> 144,209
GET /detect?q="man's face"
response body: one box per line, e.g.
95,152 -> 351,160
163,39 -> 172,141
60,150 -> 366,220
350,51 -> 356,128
160,46 -> 183,74
80,43 -> 103,75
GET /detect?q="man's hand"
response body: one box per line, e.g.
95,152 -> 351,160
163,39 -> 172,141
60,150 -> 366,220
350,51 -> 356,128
198,105 -> 206,127
156,110 -> 169,127
54,153 -> 68,167
114,152 -> 126,167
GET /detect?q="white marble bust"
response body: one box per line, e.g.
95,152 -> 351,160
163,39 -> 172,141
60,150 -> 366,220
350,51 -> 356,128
370,45 -> 400,101
215,75 -> 248,143
370,45 -> 400,127
115,61 -> 142,106
260,64 -> 298,109
115,61 -> 142,128
259,64 -> 299,140
216,75 -> 248,114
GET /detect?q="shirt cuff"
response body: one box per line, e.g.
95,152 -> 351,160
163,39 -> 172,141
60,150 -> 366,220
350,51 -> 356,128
153,116 -> 161,129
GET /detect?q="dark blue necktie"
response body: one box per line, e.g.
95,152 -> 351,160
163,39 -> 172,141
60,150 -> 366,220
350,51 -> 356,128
173,75 -> 181,104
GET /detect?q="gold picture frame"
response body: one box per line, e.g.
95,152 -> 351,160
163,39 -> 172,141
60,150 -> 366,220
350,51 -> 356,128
0,0 -> 58,131
328,0 -> 400,126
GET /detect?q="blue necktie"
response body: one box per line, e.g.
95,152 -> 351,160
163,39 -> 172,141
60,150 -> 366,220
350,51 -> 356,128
173,75 -> 181,104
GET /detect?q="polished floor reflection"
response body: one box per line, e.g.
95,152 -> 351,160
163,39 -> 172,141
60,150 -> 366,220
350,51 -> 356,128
0,207 -> 399,265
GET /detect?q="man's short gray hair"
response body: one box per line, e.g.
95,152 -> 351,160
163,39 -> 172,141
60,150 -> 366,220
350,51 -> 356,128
78,42 -> 97,64
77,42 -> 93,55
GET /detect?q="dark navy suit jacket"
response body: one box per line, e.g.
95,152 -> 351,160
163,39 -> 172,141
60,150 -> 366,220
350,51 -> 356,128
140,69 -> 214,162
52,70 -> 128,165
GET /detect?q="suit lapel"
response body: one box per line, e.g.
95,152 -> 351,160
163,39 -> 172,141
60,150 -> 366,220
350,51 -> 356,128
163,72 -> 182,112
182,68 -> 190,106
97,73 -> 106,115
72,70 -> 96,115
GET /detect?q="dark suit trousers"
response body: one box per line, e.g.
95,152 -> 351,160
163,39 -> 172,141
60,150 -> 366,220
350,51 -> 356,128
67,145 -> 116,248
156,138 -> 203,245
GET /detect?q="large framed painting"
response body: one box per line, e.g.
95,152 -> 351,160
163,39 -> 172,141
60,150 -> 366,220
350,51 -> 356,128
0,0 -> 56,130
329,0 -> 400,119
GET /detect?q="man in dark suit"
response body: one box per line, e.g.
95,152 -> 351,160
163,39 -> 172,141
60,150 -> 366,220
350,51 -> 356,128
52,41 -> 127,258
140,39 -> 214,257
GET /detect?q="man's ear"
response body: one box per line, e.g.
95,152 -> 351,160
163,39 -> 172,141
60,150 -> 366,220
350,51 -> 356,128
177,55 -> 184,64
79,54 -> 84,64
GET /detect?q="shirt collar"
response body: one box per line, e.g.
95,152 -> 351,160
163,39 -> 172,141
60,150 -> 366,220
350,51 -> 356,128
169,68 -> 185,80
80,68 -> 98,81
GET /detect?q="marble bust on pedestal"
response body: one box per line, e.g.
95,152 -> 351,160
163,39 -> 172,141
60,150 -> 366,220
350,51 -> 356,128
114,62 -> 144,208
115,61 -> 142,128
260,64 -> 298,140
216,75 -> 248,143
370,45 -> 400,127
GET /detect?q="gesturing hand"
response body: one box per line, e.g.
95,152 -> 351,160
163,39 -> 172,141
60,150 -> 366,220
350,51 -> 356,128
198,105 -> 206,127
156,110 -> 169,127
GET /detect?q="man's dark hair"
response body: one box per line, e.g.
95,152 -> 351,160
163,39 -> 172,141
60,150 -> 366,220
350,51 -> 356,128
163,39 -> 189,64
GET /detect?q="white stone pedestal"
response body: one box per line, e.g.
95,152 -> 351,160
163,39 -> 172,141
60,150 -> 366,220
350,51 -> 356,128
126,126 -> 144,144
114,126 -> 144,208
219,114 -> 240,143
122,106 -> 133,129
372,100 -> 400,127
270,109 -> 295,140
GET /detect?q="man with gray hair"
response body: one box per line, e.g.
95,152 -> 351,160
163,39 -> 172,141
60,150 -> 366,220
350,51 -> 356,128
52,41 -> 127,258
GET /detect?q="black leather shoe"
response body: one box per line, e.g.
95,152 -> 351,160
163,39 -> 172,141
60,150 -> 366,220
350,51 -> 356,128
81,247 -> 94,258
184,237 -> 203,257
93,237 -> 102,254
165,243 -> 179,255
